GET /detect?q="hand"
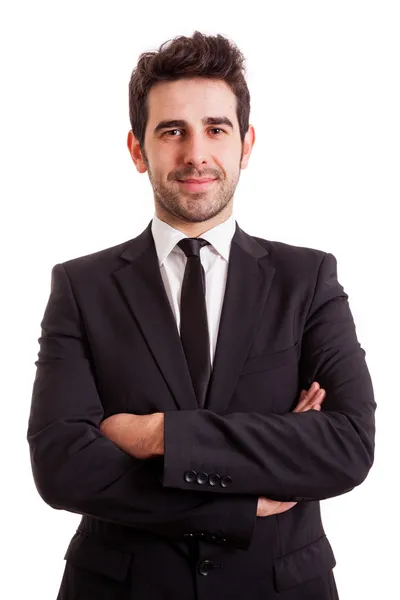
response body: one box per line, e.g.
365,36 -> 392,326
99,412 -> 164,459
293,380 -> 326,413
256,381 -> 326,517
256,497 -> 298,517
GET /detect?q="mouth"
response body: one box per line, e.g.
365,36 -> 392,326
177,178 -> 217,192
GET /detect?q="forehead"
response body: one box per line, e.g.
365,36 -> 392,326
147,78 -> 237,122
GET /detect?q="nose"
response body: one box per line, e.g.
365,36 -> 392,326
181,136 -> 209,170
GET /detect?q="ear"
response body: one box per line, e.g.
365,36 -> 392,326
240,125 -> 255,170
127,130 -> 148,174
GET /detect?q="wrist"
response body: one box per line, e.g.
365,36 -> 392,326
150,412 -> 164,456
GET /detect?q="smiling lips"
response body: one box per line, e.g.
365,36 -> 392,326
177,178 -> 217,191
179,178 -> 215,182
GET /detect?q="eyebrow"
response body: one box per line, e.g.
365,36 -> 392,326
153,116 -> 234,134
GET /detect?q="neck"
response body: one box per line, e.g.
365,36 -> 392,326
155,205 -> 232,237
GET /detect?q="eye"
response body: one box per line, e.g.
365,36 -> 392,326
210,128 -> 224,135
162,128 -> 226,137
164,129 -> 182,137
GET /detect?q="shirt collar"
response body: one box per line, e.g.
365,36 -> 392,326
151,212 -> 236,266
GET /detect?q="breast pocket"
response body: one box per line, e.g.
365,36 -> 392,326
241,341 -> 301,376
232,341 -> 302,414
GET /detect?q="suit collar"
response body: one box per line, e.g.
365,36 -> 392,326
120,218 -> 268,263
151,213 -> 237,265
114,220 -> 274,414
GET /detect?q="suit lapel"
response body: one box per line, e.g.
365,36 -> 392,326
205,226 -> 275,414
113,221 -> 198,411
112,220 -> 275,414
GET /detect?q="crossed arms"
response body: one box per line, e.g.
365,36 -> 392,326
27,252 -> 376,550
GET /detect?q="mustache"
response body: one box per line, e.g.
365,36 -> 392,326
172,170 -> 219,180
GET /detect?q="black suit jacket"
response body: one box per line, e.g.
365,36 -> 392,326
27,220 -> 376,599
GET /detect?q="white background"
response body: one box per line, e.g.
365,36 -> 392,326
1,1 -> 399,598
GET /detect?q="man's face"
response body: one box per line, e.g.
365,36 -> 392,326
128,77 -> 254,224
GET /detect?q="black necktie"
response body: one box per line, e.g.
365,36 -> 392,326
177,238 -> 211,408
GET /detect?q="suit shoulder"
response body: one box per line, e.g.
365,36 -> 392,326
57,237 -> 134,276
253,236 -> 328,262
251,236 -> 334,277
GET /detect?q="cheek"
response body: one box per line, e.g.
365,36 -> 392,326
145,151 -> 171,178
215,152 -> 236,176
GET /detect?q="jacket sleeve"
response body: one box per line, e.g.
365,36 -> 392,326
162,252 -> 376,501
27,263 -> 258,551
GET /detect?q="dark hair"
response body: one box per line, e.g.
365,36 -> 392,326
128,31 -> 251,154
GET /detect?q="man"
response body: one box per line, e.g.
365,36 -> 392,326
27,31 -> 376,599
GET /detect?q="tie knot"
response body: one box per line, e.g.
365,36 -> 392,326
177,237 -> 210,258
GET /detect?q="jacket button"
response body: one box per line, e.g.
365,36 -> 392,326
220,476 -> 232,488
184,470 -> 197,483
197,472 -> 208,484
208,473 -> 220,486
198,560 -> 221,576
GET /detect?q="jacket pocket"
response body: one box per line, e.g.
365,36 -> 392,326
63,530 -> 133,582
273,534 -> 336,593
241,341 -> 301,376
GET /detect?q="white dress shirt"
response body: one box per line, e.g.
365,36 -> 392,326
150,213 -> 236,367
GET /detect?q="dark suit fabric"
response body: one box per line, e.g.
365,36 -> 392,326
27,221 -> 376,599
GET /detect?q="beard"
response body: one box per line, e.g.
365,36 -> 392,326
146,163 -> 241,224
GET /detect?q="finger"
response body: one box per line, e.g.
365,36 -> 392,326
301,382 -> 320,402
294,383 -> 321,412
294,390 -> 314,412
295,389 -> 326,413
305,387 -> 326,407
305,390 -> 326,410
309,381 -> 320,393
257,498 -> 298,517
293,391 -> 307,413
293,398 -> 309,413
275,501 -> 298,514
313,389 -> 326,404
